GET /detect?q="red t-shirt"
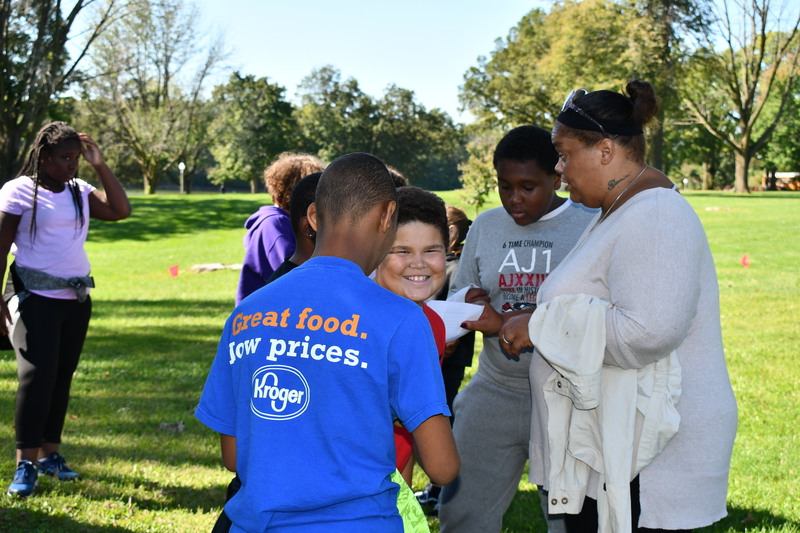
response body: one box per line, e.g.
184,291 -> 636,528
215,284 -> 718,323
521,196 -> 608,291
394,303 -> 446,470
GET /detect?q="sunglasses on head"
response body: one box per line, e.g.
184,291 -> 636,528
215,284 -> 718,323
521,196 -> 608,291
561,89 -> 609,138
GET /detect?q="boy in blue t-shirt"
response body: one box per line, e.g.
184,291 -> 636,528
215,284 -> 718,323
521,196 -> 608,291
196,153 -> 459,533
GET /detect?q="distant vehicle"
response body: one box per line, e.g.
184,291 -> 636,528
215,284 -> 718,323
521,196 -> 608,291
762,171 -> 800,190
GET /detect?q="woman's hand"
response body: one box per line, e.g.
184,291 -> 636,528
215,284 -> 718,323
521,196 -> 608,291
464,287 -> 490,305
82,133 -> 132,221
79,134 -> 105,167
460,302 -> 504,335
499,314 -> 534,357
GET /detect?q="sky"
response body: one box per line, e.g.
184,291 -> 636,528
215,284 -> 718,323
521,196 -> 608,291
193,0 -> 547,122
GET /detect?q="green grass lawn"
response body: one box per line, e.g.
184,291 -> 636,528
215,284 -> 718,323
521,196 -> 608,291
0,190 -> 798,532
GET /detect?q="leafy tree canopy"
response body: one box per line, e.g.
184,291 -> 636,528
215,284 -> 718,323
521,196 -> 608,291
208,73 -> 296,193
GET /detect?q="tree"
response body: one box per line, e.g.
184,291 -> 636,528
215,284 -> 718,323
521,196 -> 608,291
460,2 -> 635,131
296,66 -> 466,189
82,0 -> 224,194
669,49 -> 738,189
459,0 -> 714,171
0,0 -> 118,182
207,73 -> 296,193
759,83 -> 800,174
627,0 -> 714,169
295,65 -> 379,161
682,0 -> 800,192
372,85 -> 465,189
666,119 -> 731,189
458,132 -> 500,215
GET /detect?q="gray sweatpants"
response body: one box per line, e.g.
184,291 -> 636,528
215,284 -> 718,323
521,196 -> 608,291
439,372 -> 565,533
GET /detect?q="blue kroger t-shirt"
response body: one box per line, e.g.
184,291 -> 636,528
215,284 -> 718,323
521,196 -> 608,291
197,256 -> 449,532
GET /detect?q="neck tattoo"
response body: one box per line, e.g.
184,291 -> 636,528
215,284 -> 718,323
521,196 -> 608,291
607,176 -> 629,190
563,164 -> 650,260
596,164 -> 648,227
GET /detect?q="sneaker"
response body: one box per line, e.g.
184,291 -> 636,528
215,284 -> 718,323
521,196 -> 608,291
414,483 -> 441,505
7,460 -> 38,496
37,452 -> 81,481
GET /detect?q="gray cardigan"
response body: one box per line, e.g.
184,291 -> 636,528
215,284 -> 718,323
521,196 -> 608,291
528,187 -> 737,530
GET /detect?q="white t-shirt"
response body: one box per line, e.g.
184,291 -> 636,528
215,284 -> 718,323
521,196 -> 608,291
0,176 -> 95,299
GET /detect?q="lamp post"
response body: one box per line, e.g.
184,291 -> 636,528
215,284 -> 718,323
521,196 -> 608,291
683,178 -> 689,191
179,162 -> 186,194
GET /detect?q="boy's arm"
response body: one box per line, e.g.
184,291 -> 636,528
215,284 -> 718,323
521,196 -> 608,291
411,414 -> 460,485
220,434 -> 236,472
388,309 -> 458,483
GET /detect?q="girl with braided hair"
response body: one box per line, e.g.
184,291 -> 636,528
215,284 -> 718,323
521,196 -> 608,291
0,121 -> 131,497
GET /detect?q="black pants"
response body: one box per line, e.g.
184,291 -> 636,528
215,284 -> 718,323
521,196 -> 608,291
10,292 -> 91,449
211,475 -> 241,533
564,476 -> 692,533
442,364 -> 466,426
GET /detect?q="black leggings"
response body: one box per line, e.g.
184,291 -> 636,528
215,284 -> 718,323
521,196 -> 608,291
10,292 -> 91,449
564,476 -> 692,533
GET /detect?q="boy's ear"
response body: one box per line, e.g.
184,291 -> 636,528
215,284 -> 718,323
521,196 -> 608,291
299,216 -> 316,239
306,203 -> 318,232
379,200 -> 397,234
552,172 -> 562,191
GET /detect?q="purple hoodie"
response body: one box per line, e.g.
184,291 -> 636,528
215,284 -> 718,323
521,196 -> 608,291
235,206 -> 295,305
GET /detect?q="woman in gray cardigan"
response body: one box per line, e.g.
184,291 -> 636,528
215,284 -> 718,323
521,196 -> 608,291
501,80 -> 737,532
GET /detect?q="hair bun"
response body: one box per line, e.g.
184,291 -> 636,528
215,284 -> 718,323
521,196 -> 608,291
626,80 -> 660,126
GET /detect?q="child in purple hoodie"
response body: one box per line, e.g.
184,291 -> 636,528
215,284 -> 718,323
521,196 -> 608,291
235,153 -> 323,304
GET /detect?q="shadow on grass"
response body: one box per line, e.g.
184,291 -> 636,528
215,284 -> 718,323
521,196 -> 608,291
26,473 -> 229,515
0,507 -> 136,532
697,505 -> 800,532
90,298 -> 232,322
88,196 -> 268,242
425,487 -> 548,533
494,493 -> 799,533
501,488 -> 548,533
0,298 -> 233,472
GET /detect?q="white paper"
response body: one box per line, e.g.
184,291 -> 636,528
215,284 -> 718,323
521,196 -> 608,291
447,284 -> 478,304
426,300 -> 484,343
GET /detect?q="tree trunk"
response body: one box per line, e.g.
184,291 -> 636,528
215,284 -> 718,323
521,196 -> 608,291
143,167 -> 158,194
702,162 -> 715,190
733,151 -> 751,194
250,175 -> 260,194
1,138 -> 21,184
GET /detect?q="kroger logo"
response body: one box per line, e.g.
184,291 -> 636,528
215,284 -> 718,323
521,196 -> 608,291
250,365 -> 310,421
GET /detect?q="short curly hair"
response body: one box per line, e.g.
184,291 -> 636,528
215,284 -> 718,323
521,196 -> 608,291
264,152 -> 324,210
396,186 -> 448,247
492,125 -> 559,176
